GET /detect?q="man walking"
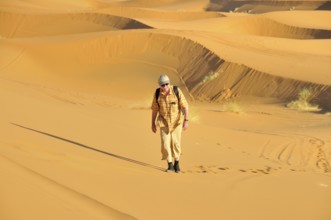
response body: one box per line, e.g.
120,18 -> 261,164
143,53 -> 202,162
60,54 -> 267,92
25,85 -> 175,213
151,74 -> 189,173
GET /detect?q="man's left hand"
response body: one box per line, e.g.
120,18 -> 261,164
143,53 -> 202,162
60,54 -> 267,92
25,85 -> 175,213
183,121 -> 189,130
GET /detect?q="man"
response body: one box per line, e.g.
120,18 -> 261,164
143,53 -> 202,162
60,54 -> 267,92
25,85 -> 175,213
151,74 -> 189,173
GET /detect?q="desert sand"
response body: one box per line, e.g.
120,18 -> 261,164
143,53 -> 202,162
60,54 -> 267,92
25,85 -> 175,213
1,0 -> 331,220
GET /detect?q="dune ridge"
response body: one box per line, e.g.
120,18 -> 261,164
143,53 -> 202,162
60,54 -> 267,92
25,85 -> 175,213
0,0 -> 107,13
2,30 -> 331,109
263,11 -> 331,30
0,11 -> 152,38
2,10 -> 330,40
139,14 -> 331,39
207,0 -> 329,13
189,61 -> 331,107
224,15 -> 331,39
97,6 -> 225,20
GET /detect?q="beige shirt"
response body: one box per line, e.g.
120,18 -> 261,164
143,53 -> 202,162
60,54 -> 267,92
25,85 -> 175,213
151,85 -> 188,132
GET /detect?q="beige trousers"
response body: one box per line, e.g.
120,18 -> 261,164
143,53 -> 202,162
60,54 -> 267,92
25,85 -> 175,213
160,125 -> 182,162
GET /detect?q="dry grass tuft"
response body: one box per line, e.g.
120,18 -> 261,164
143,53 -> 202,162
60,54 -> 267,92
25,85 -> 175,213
286,88 -> 321,112
199,71 -> 219,85
187,107 -> 200,123
222,101 -> 244,114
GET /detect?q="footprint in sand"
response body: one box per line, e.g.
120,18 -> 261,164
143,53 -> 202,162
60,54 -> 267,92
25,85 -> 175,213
257,169 -> 269,174
187,165 -> 279,175
187,165 -> 221,174
239,167 -> 273,175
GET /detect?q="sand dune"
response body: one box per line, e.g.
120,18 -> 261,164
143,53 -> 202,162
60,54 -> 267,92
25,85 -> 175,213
0,11 -> 152,38
137,12 -> 331,39
207,0 -> 330,13
97,7 -> 224,20
2,27 -> 330,107
1,1 -> 331,220
1,154 -> 137,220
264,10 -> 331,30
0,0 -> 105,13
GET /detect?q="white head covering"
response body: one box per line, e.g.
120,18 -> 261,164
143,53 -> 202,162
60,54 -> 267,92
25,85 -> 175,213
158,74 -> 170,86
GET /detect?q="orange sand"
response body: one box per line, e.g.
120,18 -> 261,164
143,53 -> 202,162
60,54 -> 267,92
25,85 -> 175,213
1,1 -> 331,220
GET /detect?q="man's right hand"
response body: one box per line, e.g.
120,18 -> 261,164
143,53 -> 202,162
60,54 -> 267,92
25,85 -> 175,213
152,123 -> 157,133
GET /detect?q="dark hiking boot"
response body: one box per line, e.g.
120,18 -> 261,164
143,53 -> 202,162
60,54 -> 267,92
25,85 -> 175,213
174,161 -> 180,173
166,162 -> 175,173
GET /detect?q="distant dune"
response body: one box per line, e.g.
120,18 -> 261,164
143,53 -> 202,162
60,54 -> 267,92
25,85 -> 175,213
0,11 -> 152,38
207,0 -> 331,13
2,9 -> 331,106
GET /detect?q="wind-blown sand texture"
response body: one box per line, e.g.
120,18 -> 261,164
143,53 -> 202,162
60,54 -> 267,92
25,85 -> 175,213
1,0 -> 331,220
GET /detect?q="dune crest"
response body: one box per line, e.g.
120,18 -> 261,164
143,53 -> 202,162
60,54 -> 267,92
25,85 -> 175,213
2,29 -> 331,108
207,0 -> 330,13
0,11 -> 152,38
97,6 -> 225,20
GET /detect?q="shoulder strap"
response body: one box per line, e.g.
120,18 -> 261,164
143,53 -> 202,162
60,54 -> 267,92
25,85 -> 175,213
155,88 -> 160,106
173,86 -> 179,102
155,86 -> 179,106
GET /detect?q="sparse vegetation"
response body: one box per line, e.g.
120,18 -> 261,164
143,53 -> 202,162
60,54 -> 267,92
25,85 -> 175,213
200,71 -> 219,85
222,101 -> 244,114
286,87 -> 321,112
187,107 -> 200,123
229,8 -> 252,14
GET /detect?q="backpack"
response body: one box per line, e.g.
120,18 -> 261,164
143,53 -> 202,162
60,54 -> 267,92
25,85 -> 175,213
155,86 -> 179,107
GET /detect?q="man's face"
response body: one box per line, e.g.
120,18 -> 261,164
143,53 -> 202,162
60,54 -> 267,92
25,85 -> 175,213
160,83 -> 170,93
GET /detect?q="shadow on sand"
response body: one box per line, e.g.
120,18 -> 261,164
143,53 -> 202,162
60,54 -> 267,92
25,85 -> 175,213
11,123 -> 164,172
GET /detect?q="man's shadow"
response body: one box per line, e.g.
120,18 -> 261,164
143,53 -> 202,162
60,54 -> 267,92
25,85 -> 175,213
11,123 -> 164,172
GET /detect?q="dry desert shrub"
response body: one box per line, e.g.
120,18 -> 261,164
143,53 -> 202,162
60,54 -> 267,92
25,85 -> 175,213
222,101 -> 244,114
286,87 -> 321,112
187,107 -> 200,123
199,71 -> 220,85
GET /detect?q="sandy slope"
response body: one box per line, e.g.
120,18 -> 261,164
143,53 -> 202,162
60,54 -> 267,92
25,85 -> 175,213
1,0 -> 331,220
207,0 -> 330,13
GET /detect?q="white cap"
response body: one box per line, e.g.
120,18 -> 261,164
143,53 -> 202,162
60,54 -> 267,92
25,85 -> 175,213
158,74 -> 170,85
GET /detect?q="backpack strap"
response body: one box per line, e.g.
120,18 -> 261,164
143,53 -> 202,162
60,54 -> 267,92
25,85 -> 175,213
155,88 -> 160,107
173,86 -> 179,103
155,86 -> 180,107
